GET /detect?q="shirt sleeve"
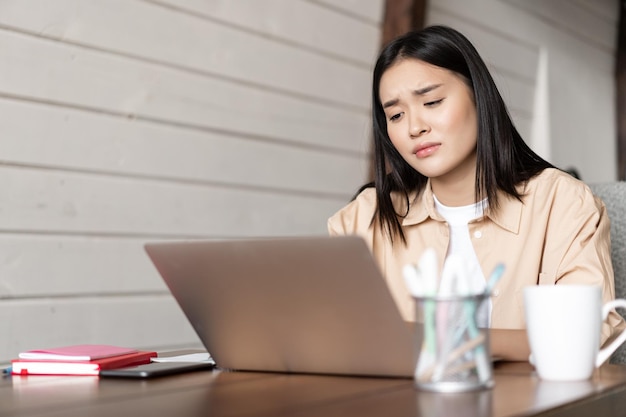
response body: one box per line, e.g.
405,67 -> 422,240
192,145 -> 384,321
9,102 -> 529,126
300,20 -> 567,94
544,179 -> 625,344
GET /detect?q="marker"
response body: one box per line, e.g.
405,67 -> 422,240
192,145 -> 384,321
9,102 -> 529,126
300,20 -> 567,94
419,248 -> 439,356
485,263 -> 505,294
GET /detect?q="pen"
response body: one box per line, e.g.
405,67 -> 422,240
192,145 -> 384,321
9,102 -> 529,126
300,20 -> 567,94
431,256 -> 461,381
411,249 -> 439,380
460,297 -> 490,382
418,333 -> 486,382
431,258 -> 503,383
485,263 -> 505,294
420,249 -> 439,355
459,263 -> 506,383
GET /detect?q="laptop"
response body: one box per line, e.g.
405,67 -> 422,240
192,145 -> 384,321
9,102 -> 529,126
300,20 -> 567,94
144,235 -> 416,378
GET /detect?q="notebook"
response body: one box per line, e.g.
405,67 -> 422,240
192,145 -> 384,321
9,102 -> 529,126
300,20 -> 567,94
144,235 -> 417,378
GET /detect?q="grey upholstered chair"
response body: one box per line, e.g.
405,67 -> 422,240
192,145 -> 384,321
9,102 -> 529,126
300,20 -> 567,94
589,182 -> 626,364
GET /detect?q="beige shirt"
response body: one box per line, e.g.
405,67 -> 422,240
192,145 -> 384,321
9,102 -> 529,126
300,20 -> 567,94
328,168 -> 625,344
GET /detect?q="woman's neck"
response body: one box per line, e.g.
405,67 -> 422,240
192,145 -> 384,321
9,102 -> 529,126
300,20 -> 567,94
431,184 -> 475,206
430,166 -> 477,206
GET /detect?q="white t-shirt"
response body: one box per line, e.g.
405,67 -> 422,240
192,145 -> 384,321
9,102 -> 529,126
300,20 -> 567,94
433,195 -> 491,327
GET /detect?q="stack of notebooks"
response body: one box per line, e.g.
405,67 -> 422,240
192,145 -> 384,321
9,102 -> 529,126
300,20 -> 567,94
11,344 -> 157,376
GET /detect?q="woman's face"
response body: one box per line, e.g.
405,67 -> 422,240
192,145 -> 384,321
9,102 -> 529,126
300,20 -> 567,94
379,58 -> 478,188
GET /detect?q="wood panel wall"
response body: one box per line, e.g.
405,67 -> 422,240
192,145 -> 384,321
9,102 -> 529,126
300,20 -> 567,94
0,0 -> 384,362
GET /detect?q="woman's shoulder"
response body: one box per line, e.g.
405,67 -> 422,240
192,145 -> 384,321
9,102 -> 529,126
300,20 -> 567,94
353,184 -> 378,201
327,186 -> 377,234
529,168 -> 588,192
526,168 -> 600,208
333,186 -> 378,219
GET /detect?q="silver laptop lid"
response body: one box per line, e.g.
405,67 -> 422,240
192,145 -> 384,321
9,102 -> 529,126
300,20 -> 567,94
145,235 -> 416,377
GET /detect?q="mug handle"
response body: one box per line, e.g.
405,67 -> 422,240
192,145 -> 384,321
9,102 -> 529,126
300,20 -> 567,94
596,299 -> 626,367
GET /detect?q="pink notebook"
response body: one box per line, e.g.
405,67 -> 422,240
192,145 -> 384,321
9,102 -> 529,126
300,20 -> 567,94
12,350 -> 157,376
18,344 -> 138,361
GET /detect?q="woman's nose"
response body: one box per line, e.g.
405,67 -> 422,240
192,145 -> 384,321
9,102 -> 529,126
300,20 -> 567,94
409,117 -> 429,137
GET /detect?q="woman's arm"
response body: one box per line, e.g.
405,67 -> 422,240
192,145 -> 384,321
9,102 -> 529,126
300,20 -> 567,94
490,328 -> 530,361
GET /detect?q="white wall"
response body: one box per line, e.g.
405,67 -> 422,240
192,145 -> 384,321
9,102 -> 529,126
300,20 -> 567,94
0,0 -> 384,362
427,0 -> 619,183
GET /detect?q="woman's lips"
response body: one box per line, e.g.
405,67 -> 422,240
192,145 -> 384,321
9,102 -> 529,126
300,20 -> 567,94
414,143 -> 441,158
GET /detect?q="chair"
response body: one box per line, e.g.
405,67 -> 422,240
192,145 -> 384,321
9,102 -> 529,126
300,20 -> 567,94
589,182 -> 626,364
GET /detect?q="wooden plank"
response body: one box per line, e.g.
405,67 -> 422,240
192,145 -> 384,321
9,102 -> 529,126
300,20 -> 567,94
428,7 -> 539,83
308,0 -> 385,24
149,0 -> 382,65
0,99 -> 369,195
0,295 -> 201,362
0,30 -> 369,153
0,235 -> 168,297
0,0 -> 370,108
381,0 -> 427,45
0,166 -> 347,236
503,0 -> 617,51
571,0 -> 619,23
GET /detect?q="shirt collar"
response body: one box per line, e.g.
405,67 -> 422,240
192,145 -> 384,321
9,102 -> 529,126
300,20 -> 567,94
400,179 -> 522,234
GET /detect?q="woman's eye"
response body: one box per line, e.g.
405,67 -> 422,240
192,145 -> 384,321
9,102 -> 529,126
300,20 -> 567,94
425,98 -> 444,107
389,113 -> 402,122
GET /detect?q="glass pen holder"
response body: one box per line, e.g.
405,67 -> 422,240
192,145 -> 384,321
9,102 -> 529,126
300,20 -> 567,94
413,292 -> 494,392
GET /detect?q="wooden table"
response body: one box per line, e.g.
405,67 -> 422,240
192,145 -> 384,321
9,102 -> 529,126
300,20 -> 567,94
2,361 -> 626,417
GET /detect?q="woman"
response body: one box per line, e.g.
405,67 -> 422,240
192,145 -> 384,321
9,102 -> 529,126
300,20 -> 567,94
328,25 -> 624,361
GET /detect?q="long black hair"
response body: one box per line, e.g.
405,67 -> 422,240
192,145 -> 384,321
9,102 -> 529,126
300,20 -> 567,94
367,25 -> 554,245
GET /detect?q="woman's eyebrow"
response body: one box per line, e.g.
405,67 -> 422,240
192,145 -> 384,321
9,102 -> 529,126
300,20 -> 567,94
382,83 -> 443,109
413,83 -> 442,96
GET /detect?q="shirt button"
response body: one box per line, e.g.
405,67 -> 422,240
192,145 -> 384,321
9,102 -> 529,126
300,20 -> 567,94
492,289 -> 500,297
473,230 -> 483,239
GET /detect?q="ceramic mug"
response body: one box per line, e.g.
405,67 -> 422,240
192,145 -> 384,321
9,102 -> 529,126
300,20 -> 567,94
523,284 -> 626,381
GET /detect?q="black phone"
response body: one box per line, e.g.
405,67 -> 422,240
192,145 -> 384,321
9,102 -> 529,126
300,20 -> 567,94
99,361 -> 215,378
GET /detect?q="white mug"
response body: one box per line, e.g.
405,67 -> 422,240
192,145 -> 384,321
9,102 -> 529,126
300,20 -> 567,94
523,284 -> 626,381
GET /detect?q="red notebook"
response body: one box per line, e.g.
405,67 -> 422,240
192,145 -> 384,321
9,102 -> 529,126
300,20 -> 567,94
12,350 -> 157,376
18,344 -> 139,361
